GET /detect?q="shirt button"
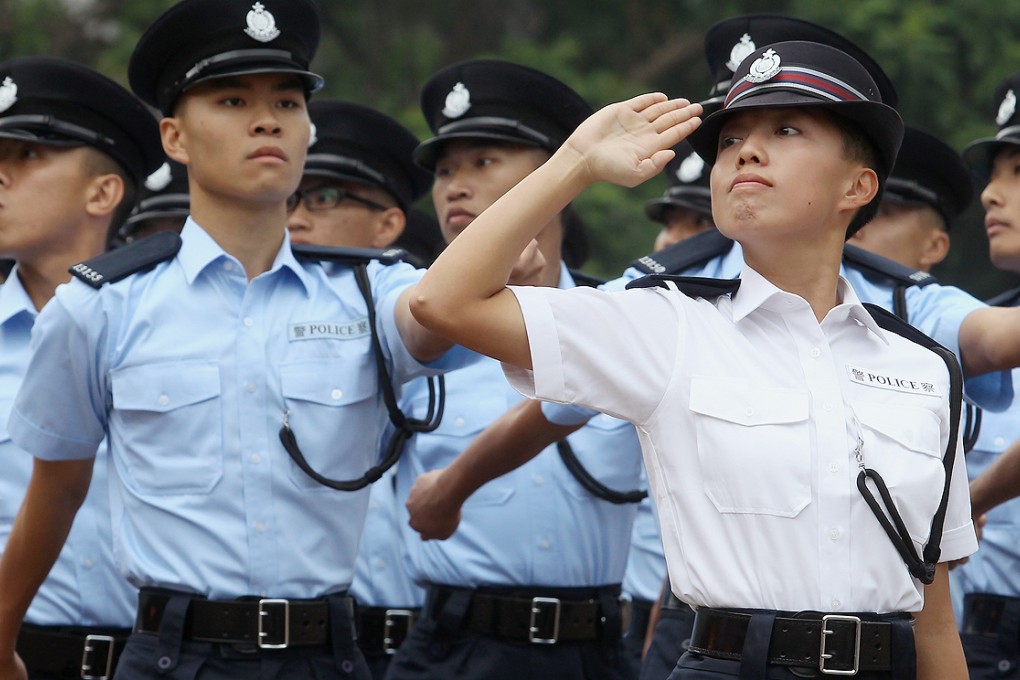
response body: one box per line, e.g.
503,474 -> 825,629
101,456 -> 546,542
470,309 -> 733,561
828,462 -> 840,474
82,559 -> 94,569
255,522 -> 267,533
158,394 -> 170,406
810,347 -> 821,358
828,527 -> 842,541
375,559 -> 386,570
243,317 -> 254,327
822,402 -> 833,412
538,539 -> 551,550
223,261 -> 234,272
250,453 -> 261,465
744,407 -> 754,417
533,474 -> 545,486
454,417 -> 466,428
995,436 -> 1007,449
246,383 -> 257,393
830,599 -> 842,610
331,388 -> 343,400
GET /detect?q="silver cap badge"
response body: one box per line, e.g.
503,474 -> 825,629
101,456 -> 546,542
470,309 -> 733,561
144,162 -> 173,192
442,82 -> 471,118
677,152 -> 705,184
308,122 -> 318,148
0,77 -> 18,114
244,2 -> 280,43
997,89 -> 1016,126
726,34 -> 756,73
746,48 -> 781,84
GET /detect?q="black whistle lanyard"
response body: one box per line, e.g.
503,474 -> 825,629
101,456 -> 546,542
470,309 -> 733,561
556,440 -> 647,505
857,304 -> 964,584
280,263 -> 444,491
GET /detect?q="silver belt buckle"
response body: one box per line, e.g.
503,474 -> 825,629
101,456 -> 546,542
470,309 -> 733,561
819,614 -> 861,675
528,597 -> 561,644
382,609 -> 415,655
80,634 -> 115,680
258,598 -> 291,649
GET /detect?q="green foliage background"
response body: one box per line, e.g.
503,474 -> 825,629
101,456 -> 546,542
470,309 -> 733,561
6,0 -> 1020,296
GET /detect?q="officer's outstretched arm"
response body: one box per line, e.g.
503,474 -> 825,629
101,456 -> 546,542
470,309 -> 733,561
406,399 -> 581,539
409,93 -> 702,370
913,563 -> 968,678
969,435 -> 1020,518
0,458 -> 93,679
958,305 -> 1020,377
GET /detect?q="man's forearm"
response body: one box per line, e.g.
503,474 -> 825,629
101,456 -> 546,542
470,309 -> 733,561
970,437 -> 1020,517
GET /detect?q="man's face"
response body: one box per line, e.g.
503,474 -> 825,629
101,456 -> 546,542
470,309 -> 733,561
164,73 -> 310,209
0,139 -> 95,260
849,200 -> 947,272
711,107 -> 869,250
286,177 -> 400,248
431,140 -> 549,245
654,205 -> 715,251
981,147 -> 1020,272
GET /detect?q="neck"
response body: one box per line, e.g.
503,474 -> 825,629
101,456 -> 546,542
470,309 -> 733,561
534,218 -> 565,288
189,191 -> 288,280
743,234 -> 845,322
15,225 -> 109,311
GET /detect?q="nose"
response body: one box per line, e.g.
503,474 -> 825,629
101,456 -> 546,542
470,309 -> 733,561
287,201 -> 312,231
735,129 -> 766,167
250,102 -> 282,137
981,176 -> 1002,211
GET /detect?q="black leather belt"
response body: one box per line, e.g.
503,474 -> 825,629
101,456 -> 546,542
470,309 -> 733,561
356,606 -> 419,656
429,585 -> 622,644
17,624 -> 129,680
135,589 -> 350,649
963,593 -> 1020,636
690,608 -> 904,675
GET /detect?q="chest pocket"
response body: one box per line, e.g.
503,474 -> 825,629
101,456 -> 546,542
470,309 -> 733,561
690,377 -> 811,517
111,361 -> 222,495
280,358 -> 380,491
854,400 -> 944,544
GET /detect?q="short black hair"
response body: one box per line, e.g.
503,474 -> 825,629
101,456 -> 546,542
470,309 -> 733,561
82,147 -> 138,247
827,111 -> 884,238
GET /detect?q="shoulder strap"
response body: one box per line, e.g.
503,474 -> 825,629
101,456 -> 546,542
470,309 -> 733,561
626,274 -> 741,300
629,229 -> 735,275
291,243 -> 408,267
842,244 -> 936,288
986,285 -> 1020,307
569,268 -> 607,288
859,302 -> 963,584
69,231 -> 181,289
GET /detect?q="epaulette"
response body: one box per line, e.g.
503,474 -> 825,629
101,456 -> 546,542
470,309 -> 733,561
291,243 -> 408,266
842,244 -> 936,288
69,231 -> 181,289
569,268 -> 607,288
626,274 -> 740,300
629,229 -> 735,275
862,302 -> 949,353
986,286 -> 1020,308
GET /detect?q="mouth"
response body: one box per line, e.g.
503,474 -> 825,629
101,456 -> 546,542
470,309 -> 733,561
249,146 -> 288,162
445,208 -> 476,229
730,173 -> 771,191
986,217 -> 1010,237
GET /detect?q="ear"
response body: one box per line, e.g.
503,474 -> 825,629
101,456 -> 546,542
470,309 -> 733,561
919,228 -> 951,269
160,116 -> 189,165
371,207 -> 407,249
84,173 -> 125,219
842,166 -> 880,212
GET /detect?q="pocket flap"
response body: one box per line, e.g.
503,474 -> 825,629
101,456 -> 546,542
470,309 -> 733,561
281,359 -> 376,407
855,401 -> 941,457
689,377 -> 809,427
112,361 -> 220,412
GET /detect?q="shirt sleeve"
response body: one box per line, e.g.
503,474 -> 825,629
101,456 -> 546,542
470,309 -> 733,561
7,283 -> 108,460
502,285 -> 681,425
936,434 -> 979,562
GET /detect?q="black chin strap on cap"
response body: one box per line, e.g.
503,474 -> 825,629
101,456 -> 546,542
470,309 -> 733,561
279,263 -> 444,491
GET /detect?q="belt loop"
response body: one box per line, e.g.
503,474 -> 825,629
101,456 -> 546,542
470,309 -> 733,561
888,616 -> 916,679
433,587 -> 472,634
328,595 -> 358,677
999,598 -> 1020,657
738,611 -> 775,680
153,594 -> 190,675
597,590 -> 623,649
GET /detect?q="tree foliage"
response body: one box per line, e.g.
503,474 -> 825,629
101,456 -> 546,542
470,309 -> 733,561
5,0 -> 1020,294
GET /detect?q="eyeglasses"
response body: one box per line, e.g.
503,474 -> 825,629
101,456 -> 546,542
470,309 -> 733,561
286,185 -> 389,213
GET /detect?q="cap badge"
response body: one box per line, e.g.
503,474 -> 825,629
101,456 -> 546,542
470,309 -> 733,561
726,34 -> 756,72
0,77 -> 18,114
308,122 -> 318,148
997,89 -> 1016,126
677,152 -> 705,184
442,82 -> 471,118
244,2 -> 280,43
144,163 -> 173,192
746,48 -> 781,84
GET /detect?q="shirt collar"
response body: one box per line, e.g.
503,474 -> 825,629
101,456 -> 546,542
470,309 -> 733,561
177,218 -> 314,295
0,265 -> 38,327
730,265 -> 888,344
557,261 -> 573,290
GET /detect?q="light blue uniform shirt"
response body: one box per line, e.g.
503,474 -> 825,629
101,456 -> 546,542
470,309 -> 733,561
8,220 -> 469,601
395,265 -> 642,588
0,269 -> 135,626
350,467 -> 424,608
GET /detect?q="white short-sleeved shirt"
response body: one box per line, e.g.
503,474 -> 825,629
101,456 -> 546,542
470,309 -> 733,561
505,266 -> 976,614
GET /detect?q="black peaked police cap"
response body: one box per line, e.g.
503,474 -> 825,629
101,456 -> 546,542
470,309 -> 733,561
121,159 -> 190,237
644,140 -> 712,224
0,56 -> 163,185
414,59 -> 593,171
305,101 -> 432,212
886,126 -> 973,228
963,72 -> 1020,179
701,15 -> 898,114
129,0 -> 323,115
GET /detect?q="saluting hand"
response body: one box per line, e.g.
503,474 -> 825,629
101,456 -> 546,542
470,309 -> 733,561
406,469 -> 462,540
560,93 -> 702,188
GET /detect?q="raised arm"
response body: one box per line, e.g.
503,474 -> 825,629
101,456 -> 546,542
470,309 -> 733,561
406,399 -> 582,539
958,306 -> 1020,377
408,94 -> 702,369
0,458 -> 94,680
